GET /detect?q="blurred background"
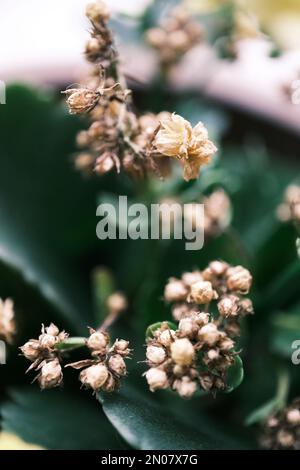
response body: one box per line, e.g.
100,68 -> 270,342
2,0 -> 300,133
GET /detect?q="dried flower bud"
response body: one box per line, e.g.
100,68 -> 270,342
164,278 -> 188,302
226,266 -> 252,294
146,345 -> 166,365
181,271 -> 203,287
199,373 -> 214,391
217,295 -> 239,317
202,261 -> 229,281
157,328 -> 176,347
218,337 -> 234,351
86,1 -> 110,23
178,317 -> 195,338
198,323 -> 221,346
62,88 -> 100,115
172,303 -> 197,321
145,368 -> 169,391
94,153 -> 118,175
238,298 -> 254,316
171,338 -> 195,366
20,340 -> 40,361
45,323 -> 60,337
74,153 -> 95,173
108,354 -> 126,376
207,349 -> 220,361
87,330 -> 109,353
0,298 -> 16,343
101,372 -> 117,392
39,359 -> 63,390
106,292 -> 127,314
286,409 -> 300,425
145,28 -> 167,48
277,429 -> 294,448
39,333 -> 57,349
154,114 -> 217,182
225,321 -> 241,338
173,377 -> 197,398
80,364 -> 109,391
112,339 -> 130,356
189,280 -> 217,304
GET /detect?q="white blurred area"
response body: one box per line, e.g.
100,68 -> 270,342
0,0 -> 150,84
1,0 -> 300,134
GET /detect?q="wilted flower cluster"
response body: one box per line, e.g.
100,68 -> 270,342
184,188 -> 231,236
145,5 -> 203,69
20,324 -> 67,389
0,298 -> 16,344
63,1 -> 216,182
277,184 -> 300,225
67,328 -> 131,393
260,399 -> 300,450
145,260 -> 253,398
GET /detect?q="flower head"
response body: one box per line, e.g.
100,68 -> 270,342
154,114 -> 217,181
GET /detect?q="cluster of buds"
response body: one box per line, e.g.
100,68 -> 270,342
184,188 -> 231,237
260,399 -> 300,450
67,329 -> 131,393
63,2 -> 216,182
277,184 -> 300,225
145,6 -> 203,70
145,261 -> 253,398
20,324 -> 67,389
0,298 -> 16,344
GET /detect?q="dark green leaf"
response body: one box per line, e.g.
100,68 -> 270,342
1,387 -> 122,450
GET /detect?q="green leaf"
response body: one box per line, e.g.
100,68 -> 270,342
245,398 -> 281,426
55,337 -> 86,352
99,383 -> 243,450
0,85 -> 98,333
1,387 -> 122,450
145,321 -> 177,338
225,356 -> 244,393
92,267 -> 115,324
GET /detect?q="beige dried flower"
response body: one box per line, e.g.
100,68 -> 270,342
146,345 -> 166,365
217,295 -> 239,317
80,364 -> 109,392
86,329 -> 109,355
173,376 -> 197,398
0,298 -> 16,343
188,280 -> 217,304
164,278 -> 188,302
170,338 -> 195,366
86,1 -> 110,23
38,359 -> 63,390
145,368 -> 169,391
108,354 -> 126,377
62,88 -> 100,115
106,292 -> 128,314
198,323 -> 222,347
226,266 -> 252,294
154,114 -> 217,181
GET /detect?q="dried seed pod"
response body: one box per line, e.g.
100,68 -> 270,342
188,280 -> 217,304
108,354 -> 126,376
217,295 -> 239,318
146,345 -> 166,365
170,338 -> 195,366
145,368 -> 169,391
226,266 -> 252,294
198,323 -> 222,347
80,364 -> 109,391
106,292 -> 127,314
39,359 -> 63,390
86,329 -> 109,354
173,376 -> 197,398
20,340 -> 41,361
164,278 -> 188,302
